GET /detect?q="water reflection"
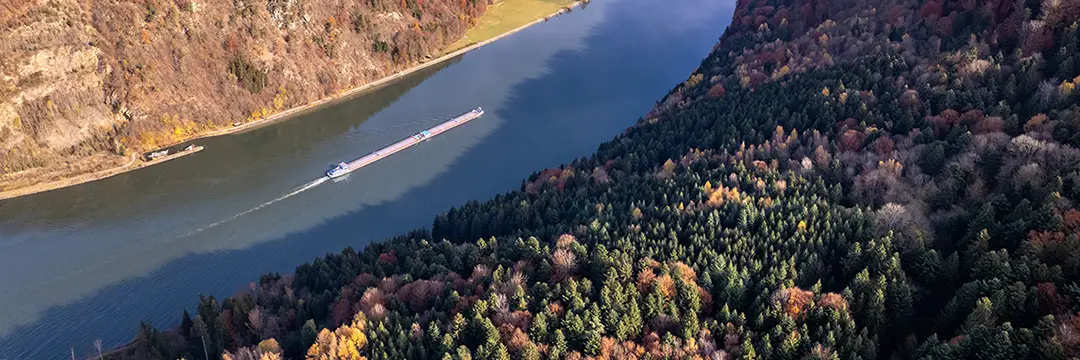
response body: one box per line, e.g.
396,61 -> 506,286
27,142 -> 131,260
0,0 -> 734,357
0,57 -> 456,339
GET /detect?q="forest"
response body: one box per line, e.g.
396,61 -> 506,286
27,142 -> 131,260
112,0 -> 1080,357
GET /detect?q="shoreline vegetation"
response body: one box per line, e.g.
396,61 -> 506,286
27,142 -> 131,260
0,0 -> 581,202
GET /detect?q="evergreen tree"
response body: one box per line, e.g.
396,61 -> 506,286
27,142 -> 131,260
741,337 -> 758,360
550,330 -> 567,360
584,304 -> 603,356
456,345 -> 472,360
192,316 -> 210,360
530,312 -> 549,342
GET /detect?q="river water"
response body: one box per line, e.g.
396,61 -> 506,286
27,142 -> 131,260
0,0 -> 733,357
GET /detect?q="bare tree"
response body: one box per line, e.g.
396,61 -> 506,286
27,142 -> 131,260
874,203 -> 931,252
1034,79 -> 1060,111
247,307 -> 263,339
94,339 -> 104,360
552,249 -> 578,282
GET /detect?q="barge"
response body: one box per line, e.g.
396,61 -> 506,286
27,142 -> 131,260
327,107 -> 484,178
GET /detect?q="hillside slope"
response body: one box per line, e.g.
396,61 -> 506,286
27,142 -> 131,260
118,0 -> 1080,358
0,0 -> 488,188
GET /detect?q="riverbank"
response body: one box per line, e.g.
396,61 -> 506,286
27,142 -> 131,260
0,0 -> 580,202
0,146 -> 205,201
212,0 -> 582,136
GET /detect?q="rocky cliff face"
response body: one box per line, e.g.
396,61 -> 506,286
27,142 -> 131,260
0,0 -> 486,180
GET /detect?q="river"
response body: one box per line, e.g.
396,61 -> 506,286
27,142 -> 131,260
0,0 -> 733,357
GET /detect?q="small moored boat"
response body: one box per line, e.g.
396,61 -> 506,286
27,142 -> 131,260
148,149 -> 169,160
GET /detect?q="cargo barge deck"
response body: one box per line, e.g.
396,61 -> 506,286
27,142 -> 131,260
326,107 -> 484,178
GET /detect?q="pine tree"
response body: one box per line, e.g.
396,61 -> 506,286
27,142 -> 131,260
963,297 -> 996,331
513,286 -> 528,311
521,343 -> 541,360
584,304 -> 604,356
443,333 -> 456,355
675,270 -> 701,340
429,321 -> 446,353
530,311 -> 549,342
456,345 -> 472,360
181,310 -> 194,338
644,286 -> 665,322
493,343 -> 511,360
478,316 -> 501,354
192,316 -> 210,360
550,330 -> 567,360
563,312 -> 585,346
452,312 -> 467,338
621,289 -> 643,340
599,270 -> 623,337
741,337 -> 758,360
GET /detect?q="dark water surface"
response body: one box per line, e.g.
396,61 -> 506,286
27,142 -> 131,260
0,0 -> 733,357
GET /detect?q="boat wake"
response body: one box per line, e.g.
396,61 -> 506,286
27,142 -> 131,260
180,108 -> 480,239
183,177 -> 328,237
292,177 -> 329,194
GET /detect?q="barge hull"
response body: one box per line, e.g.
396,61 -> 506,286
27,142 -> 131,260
332,108 -> 483,177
